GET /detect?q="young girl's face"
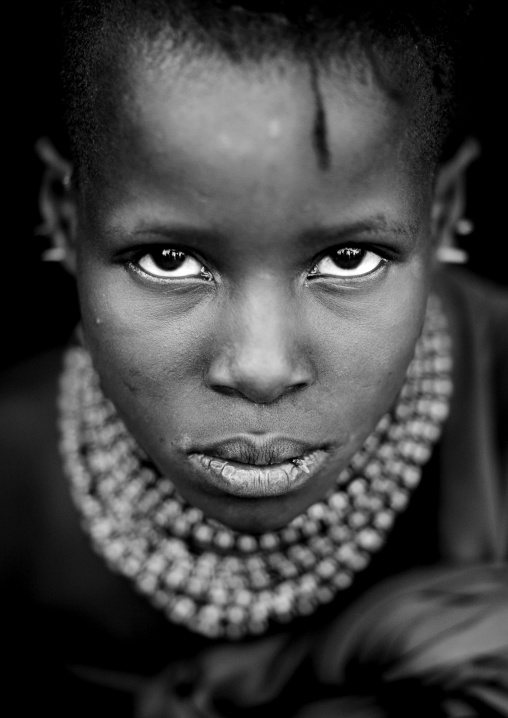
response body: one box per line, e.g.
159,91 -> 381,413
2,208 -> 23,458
73,57 -> 436,533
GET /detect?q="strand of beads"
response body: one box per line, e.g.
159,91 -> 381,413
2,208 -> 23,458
58,295 -> 452,639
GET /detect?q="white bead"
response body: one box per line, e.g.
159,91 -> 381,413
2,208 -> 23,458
171,597 -> 196,621
390,490 -> 409,510
364,461 -> 383,479
281,527 -> 299,544
209,586 -> 229,604
401,465 -> 421,488
348,511 -> 368,529
137,572 -> 158,593
316,559 -> 336,579
301,521 -> 319,537
227,605 -> 246,624
238,535 -> 258,552
272,595 -> 293,617
59,300 -> 451,640
193,524 -> 214,543
186,577 -> 206,597
348,478 -> 367,496
332,572 -> 352,589
214,530 -> 235,550
327,524 -> 350,542
259,533 -> 280,550
234,589 -> 253,607
328,492 -> 348,513
373,510 -> 394,531
357,528 -> 383,552
308,503 -> 326,521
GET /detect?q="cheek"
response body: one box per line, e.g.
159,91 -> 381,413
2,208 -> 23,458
306,270 -> 429,436
76,263 -> 212,430
75,252 -> 431,468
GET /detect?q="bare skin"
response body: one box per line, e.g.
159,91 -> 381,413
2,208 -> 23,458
38,58 -> 468,534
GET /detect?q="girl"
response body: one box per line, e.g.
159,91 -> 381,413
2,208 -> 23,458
2,1 -> 507,715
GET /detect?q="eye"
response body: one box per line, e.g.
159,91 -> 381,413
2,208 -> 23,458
135,248 -> 212,281
309,247 -> 385,278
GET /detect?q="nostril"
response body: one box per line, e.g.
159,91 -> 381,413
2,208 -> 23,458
209,384 -> 243,398
278,382 -> 309,400
204,330 -> 315,404
208,377 -> 310,404
288,382 -> 309,393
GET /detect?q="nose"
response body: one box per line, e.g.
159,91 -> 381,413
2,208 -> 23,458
205,281 -> 314,404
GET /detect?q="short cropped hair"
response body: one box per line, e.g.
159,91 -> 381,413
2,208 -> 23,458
59,0 -> 473,183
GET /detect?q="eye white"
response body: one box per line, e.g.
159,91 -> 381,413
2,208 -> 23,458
310,247 -> 384,278
137,249 -> 206,279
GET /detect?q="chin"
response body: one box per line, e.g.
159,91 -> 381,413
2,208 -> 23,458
205,500 -> 306,534
177,476 -> 336,535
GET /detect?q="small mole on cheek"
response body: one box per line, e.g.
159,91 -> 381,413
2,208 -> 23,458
121,367 -> 144,394
122,377 -> 139,394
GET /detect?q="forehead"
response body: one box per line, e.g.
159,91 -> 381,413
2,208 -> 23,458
129,57 -> 402,156
86,54 -> 430,230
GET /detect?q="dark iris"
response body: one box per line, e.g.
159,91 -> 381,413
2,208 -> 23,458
332,247 -> 364,269
154,248 -> 187,271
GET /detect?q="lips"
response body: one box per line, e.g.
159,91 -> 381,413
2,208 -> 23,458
190,436 -> 319,466
187,436 -> 330,498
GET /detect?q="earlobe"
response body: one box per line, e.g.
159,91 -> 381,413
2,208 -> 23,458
431,137 -> 481,264
35,137 -> 78,275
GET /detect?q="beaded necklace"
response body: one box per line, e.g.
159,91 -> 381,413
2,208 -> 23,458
58,295 -> 452,640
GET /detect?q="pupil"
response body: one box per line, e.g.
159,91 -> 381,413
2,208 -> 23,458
156,249 -> 186,270
333,247 -> 364,269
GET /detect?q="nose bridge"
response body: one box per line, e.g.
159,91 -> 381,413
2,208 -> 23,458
206,276 -> 313,403
232,277 -> 296,380
240,276 -> 288,352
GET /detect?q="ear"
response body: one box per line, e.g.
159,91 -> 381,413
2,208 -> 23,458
430,137 -> 481,263
35,137 -> 78,275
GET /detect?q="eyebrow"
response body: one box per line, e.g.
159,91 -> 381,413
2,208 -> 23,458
132,224 -> 218,239
131,214 -> 413,234
115,213 -> 417,250
300,215 -> 418,244
113,223 -> 223,246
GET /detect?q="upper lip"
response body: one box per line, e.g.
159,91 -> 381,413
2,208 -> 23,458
188,436 -> 324,466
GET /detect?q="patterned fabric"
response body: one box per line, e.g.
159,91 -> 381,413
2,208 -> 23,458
135,565 -> 508,717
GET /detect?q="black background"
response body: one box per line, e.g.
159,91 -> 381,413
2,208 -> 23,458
3,3 -> 506,371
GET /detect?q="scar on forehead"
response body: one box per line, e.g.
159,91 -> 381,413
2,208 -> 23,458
309,62 -> 331,172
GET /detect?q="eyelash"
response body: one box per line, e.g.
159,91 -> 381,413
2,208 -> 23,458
129,248 -> 213,283
308,246 -> 387,280
128,245 -> 388,283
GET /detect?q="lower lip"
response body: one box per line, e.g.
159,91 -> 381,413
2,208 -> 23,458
187,449 -> 329,498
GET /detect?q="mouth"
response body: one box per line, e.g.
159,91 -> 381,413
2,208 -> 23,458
187,436 -> 330,498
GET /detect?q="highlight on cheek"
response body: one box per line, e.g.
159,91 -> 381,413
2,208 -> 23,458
309,247 -> 386,279
133,248 -> 213,281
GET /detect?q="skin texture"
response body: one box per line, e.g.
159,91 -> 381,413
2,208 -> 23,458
54,57 -> 441,533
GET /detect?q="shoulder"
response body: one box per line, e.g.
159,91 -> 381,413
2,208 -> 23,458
435,267 -> 508,372
0,349 -> 66,578
435,268 -> 508,509
436,266 -> 508,326
0,348 -> 64,463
